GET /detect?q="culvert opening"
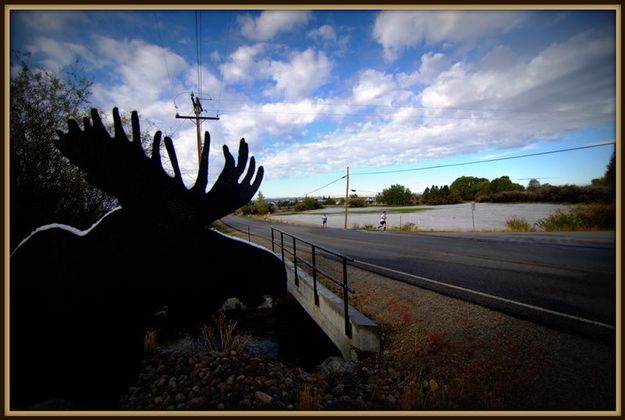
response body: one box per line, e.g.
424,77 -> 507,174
225,293 -> 342,369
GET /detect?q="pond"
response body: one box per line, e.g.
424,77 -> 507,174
270,203 -> 575,231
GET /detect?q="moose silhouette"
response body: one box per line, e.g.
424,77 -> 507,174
10,108 -> 287,409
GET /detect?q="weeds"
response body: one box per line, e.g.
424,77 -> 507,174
536,209 -> 581,231
200,312 -> 251,353
143,328 -> 158,353
505,216 -> 534,232
296,384 -> 318,410
393,222 -> 417,232
426,332 -> 449,356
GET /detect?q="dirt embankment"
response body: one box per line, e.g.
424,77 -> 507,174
228,227 -> 616,411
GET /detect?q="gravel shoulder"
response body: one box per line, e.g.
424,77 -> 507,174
227,227 -> 616,411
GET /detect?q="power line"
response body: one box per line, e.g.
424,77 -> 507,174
350,142 -> 616,176
153,12 -> 174,91
303,176 -> 346,196
211,97 -> 598,117
195,11 -> 202,100
297,142 -> 615,197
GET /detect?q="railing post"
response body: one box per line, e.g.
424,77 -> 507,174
312,245 -> 319,306
343,257 -> 352,337
247,226 -> 251,241
280,232 -> 284,263
293,236 -> 299,286
271,228 -> 275,252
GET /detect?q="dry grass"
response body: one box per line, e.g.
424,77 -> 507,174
143,329 -> 158,353
200,312 -> 251,353
296,384 -> 318,410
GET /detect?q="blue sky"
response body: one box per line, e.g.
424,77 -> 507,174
10,8 -> 616,198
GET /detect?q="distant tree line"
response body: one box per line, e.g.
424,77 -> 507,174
374,154 -> 615,206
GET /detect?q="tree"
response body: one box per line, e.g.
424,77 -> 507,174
322,196 -> 337,205
527,178 -> 541,191
348,194 -> 367,207
489,176 -> 525,194
450,176 -> 490,201
591,149 -> 616,196
377,184 -> 414,205
254,191 -> 270,214
10,57 -> 116,249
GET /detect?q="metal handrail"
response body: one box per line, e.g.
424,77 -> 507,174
271,227 -> 354,337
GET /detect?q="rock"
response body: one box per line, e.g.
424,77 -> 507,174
318,357 -> 354,375
386,394 -> 397,405
217,403 -> 225,410
255,391 -> 273,404
257,295 -> 274,309
220,297 -> 242,311
239,398 -> 252,408
175,393 -> 186,403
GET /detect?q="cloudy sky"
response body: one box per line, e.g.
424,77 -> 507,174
10,8 -> 616,198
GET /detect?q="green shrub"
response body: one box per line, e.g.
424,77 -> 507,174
536,210 -> 581,231
572,203 -> 615,229
394,222 -> 417,232
505,216 -> 534,232
536,204 -> 615,231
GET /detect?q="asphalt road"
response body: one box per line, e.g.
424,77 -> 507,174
222,215 -> 616,338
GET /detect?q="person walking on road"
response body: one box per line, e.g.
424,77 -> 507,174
321,214 -> 328,229
377,210 -> 387,231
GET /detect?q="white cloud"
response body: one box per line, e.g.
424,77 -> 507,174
351,69 -> 396,104
238,11 -> 311,41
220,44 -> 269,84
373,11 -> 526,61
25,37 -> 97,72
260,31 -> 615,180
264,49 -> 332,100
307,25 -> 337,43
14,10 -> 88,33
420,31 -> 615,120
398,52 -> 451,87
221,45 -> 332,100
220,99 -> 350,146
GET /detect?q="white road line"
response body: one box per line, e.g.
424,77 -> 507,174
354,259 -> 615,330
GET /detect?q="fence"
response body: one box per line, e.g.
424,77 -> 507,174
271,227 -> 355,338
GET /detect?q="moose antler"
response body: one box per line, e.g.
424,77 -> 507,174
55,108 -> 263,229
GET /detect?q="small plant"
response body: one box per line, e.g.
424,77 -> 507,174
536,209 -> 581,231
297,384 -> 318,410
572,203 -> 615,229
427,332 -> 449,355
400,375 -> 424,409
143,328 -> 158,353
200,312 -> 251,353
400,222 -> 417,232
505,216 -> 534,232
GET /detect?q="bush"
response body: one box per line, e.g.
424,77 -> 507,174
572,203 -> 615,229
536,210 -> 581,231
394,222 -> 417,232
505,216 -> 534,232
200,312 -> 250,353
348,195 -> 367,207
536,204 -> 615,231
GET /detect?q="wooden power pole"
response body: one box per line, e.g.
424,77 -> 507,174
343,166 -> 350,229
175,92 -> 219,164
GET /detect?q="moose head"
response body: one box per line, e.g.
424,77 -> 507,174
10,108 -> 287,409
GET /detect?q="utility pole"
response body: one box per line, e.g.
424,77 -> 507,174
344,166 -> 350,229
175,92 -> 219,164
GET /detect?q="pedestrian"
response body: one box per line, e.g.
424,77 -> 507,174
321,214 -> 328,229
377,210 -> 387,231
